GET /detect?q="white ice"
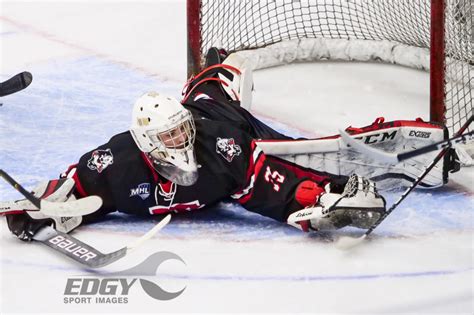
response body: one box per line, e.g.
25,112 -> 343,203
0,1 -> 473,314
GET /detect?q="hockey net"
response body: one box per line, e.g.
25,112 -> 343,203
187,0 -> 473,141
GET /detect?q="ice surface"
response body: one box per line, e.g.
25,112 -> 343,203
0,1 -> 472,314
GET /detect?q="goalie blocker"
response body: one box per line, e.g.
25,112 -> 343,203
5,178 -> 83,241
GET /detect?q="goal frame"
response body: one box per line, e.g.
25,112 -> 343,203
187,0 -> 448,127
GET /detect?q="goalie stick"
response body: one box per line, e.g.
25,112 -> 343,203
339,116 -> 474,164
32,214 -> 171,268
0,169 -> 102,217
0,72 -> 32,97
336,116 -> 473,249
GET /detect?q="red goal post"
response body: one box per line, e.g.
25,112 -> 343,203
187,0 -> 473,136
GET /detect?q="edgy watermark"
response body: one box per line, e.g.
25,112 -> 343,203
64,278 -> 135,304
63,251 -> 186,304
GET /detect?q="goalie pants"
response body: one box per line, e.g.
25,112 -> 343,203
231,147 -> 344,222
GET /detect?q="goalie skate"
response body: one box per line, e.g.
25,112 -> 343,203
298,206 -> 385,231
288,175 -> 386,231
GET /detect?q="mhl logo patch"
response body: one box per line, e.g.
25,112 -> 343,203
130,183 -> 151,200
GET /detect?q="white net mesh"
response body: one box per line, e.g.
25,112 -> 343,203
444,0 -> 472,133
195,0 -> 473,135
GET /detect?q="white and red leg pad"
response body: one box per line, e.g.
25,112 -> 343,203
219,53 -> 254,110
257,117 -> 454,189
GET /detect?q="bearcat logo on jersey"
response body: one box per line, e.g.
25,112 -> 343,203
130,183 -> 151,200
216,137 -> 242,162
87,149 -> 114,173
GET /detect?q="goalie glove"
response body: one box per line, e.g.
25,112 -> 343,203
5,178 -> 82,241
287,174 -> 386,232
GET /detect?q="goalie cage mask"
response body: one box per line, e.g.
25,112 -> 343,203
130,92 -> 198,186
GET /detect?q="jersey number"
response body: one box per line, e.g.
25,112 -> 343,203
264,166 -> 285,192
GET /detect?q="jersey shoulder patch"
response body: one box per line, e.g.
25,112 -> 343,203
87,149 -> 114,173
216,137 -> 242,162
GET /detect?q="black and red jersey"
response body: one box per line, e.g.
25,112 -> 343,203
70,116 -> 253,214
65,75 -> 334,223
66,96 -> 332,223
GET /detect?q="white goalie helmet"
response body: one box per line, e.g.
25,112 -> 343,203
130,92 -> 198,186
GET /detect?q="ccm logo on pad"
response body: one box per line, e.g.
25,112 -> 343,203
355,131 -> 397,144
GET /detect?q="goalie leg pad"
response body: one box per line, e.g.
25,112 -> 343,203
288,175 -> 386,231
182,48 -> 253,109
258,117 -> 450,189
219,53 -> 254,110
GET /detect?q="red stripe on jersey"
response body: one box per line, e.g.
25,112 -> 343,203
267,156 -> 330,185
62,164 -> 88,197
235,146 -> 266,204
245,141 -> 258,181
0,210 -> 24,216
71,171 -> 88,197
140,152 -> 160,183
182,77 -> 230,103
159,180 -> 173,194
62,163 -> 78,177
230,141 -> 261,200
150,200 -> 202,214
150,208 -> 171,215
236,155 -> 332,205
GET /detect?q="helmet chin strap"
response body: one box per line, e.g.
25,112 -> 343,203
182,150 -> 190,164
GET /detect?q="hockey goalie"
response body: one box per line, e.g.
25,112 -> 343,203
1,48 -> 460,242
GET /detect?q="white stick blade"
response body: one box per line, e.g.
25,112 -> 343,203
127,214 -> 171,251
40,195 -> 103,217
335,234 -> 367,250
339,129 -> 399,164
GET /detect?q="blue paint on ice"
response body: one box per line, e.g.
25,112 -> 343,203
2,257 -> 471,282
1,56 -> 472,240
1,56 -> 177,194
157,267 -> 474,282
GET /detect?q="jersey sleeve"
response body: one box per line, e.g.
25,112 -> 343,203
63,131 -> 162,220
62,137 -> 123,221
182,77 -> 294,141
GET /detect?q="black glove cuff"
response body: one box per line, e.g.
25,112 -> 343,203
6,213 -> 54,242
